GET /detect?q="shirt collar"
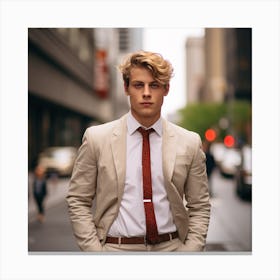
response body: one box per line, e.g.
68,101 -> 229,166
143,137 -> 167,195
127,111 -> 163,136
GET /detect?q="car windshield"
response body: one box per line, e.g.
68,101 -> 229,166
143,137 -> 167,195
46,149 -> 74,161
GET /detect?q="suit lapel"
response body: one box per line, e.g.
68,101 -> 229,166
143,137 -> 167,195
110,116 -> 177,201
162,119 -> 177,183
111,115 -> 127,201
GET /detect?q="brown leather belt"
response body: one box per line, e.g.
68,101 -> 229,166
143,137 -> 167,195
105,231 -> 178,245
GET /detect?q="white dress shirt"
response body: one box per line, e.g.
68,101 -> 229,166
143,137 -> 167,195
108,111 -> 176,237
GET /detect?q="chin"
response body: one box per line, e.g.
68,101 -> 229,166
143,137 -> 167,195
141,111 -> 160,119
139,109 -> 155,116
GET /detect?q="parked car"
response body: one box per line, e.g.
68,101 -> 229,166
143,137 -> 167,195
210,142 -> 226,167
37,146 -> 78,177
235,145 -> 252,200
219,147 -> 241,178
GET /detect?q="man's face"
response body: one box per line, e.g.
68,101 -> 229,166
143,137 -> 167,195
125,67 -> 169,126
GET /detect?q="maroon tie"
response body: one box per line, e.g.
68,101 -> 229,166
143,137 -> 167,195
138,127 -> 159,244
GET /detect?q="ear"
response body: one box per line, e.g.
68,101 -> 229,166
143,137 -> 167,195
164,83 -> 170,96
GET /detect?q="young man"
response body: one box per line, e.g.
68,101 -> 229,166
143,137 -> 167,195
66,51 -> 211,252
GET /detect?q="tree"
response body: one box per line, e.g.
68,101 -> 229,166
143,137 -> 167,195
178,101 -> 251,144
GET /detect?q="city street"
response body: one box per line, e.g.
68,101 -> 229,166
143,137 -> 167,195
28,168 -> 252,253
28,177 -> 79,252
206,169 -> 252,252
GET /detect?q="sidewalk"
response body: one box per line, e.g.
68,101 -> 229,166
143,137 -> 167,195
205,169 -> 252,252
28,172 -> 70,222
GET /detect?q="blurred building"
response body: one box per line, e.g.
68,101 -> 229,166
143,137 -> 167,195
28,28 -> 142,169
186,36 -> 205,103
98,28 -> 143,118
186,28 -> 252,103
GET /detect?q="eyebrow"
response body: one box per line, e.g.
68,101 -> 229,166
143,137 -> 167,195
131,80 -> 158,84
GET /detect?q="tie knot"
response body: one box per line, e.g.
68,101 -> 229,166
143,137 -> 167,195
138,127 -> 154,138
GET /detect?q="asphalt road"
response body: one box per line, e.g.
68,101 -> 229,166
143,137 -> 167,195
28,200 -> 79,252
206,169 -> 252,252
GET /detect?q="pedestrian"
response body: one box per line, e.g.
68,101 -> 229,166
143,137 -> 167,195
202,140 -> 216,196
66,50 -> 211,252
33,165 -> 47,223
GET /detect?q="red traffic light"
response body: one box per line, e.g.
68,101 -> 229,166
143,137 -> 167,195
205,129 -> 216,142
224,135 -> 235,148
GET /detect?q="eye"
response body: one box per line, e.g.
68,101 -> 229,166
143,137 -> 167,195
150,82 -> 160,89
133,82 -> 143,89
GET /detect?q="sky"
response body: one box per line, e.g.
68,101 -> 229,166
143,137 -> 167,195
143,28 -> 204,118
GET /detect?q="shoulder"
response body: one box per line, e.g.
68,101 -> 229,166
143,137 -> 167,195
85,114 -> 127,139
164,119 -> 201,144
86,119 -> 119,137
164,119 -> 205,160
83,115 -> 127,146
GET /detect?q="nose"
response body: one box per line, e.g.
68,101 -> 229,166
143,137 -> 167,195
143,84 -> 151,98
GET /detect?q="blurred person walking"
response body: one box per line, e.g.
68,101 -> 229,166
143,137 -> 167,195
202,140 -> 216,196
33,165 -> 48,223
67,50 -> 211,252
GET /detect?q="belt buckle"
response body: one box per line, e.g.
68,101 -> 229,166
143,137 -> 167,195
145,237 -> 159,245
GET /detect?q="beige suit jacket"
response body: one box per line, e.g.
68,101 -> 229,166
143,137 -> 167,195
66,114 -> 211,251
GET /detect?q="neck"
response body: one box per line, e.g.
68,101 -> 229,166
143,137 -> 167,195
130,111 -> 160,128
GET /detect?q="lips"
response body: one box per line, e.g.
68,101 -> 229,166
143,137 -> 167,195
140,102 -> 153,106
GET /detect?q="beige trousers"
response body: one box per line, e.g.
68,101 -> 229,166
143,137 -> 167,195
102,238 -> 182,252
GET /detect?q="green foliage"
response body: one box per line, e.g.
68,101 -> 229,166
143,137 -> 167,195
178,101 -> 251,143
230,101 -> 252,141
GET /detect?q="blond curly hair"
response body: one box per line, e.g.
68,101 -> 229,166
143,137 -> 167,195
118,50 -> 174,87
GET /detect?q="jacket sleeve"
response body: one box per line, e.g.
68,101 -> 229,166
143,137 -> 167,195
180,135 -> 211,251
66,128 -> 102,251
